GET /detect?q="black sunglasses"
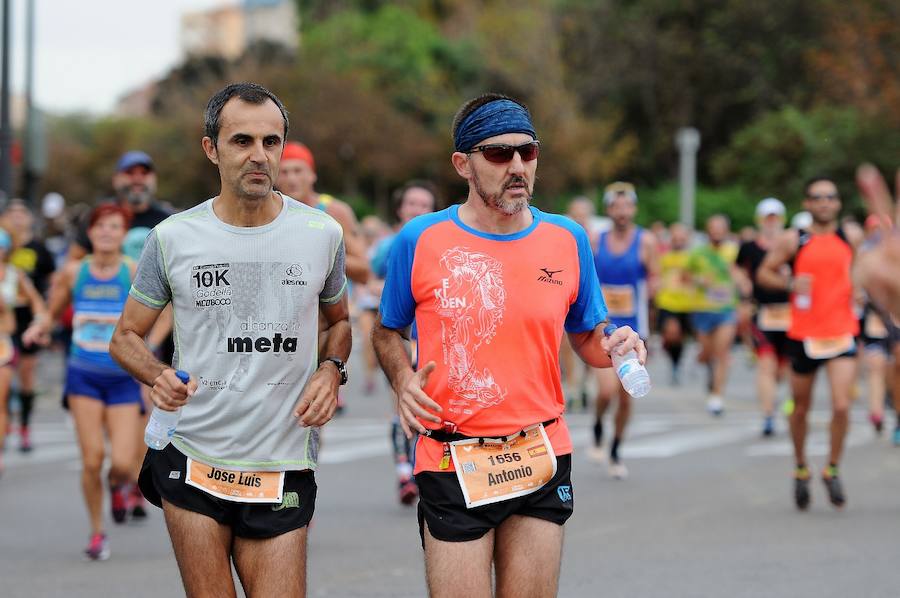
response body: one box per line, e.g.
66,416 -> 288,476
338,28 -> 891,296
807,193 -> 839,201
467,141 -> 541,164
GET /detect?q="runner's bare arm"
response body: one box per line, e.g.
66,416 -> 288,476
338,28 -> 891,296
372,313 -> 442,437
293,295 -> 351,427
568,323 -> 646,368
855,165 -> 900,320
145,305 -> 173,353
18,272 -> 49,332
731,262 -> 753,299
757,229 -> 799,292
641,229 -> 661,297
22,261 -> 75,346
110,298 -> 197,410
328,201 -> 371,284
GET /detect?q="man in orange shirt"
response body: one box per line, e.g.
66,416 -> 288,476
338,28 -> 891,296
759,176 -> 862,511
373,93 -> 645,598
276,141 -> 370,285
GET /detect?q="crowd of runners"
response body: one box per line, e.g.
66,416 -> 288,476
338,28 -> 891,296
0,82 -> 897,597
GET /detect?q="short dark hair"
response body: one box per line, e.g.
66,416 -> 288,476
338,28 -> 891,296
392,179 -> 439,216
803,176 -> 838,197
204,82 -> 289,147
451,92 -> 527,142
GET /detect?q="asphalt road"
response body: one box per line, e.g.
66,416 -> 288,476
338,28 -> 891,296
2,340 -> 899,597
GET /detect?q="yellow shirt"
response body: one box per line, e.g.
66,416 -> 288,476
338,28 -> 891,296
655,249 -> 695,313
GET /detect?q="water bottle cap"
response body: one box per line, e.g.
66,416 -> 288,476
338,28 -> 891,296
603,324 -> 618,336
175,370 -> 190,384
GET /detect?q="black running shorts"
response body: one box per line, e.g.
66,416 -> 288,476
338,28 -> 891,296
416,453 -> 574,544
786,338 -> 856,375
139,444 -> 316,539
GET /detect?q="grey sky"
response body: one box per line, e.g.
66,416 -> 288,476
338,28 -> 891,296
9,0 -> 227,115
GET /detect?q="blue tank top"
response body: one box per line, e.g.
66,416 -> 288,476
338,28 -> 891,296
69,259 -> 132,373
594,228 -> 649,337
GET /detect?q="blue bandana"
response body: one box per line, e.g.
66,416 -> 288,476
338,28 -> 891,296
454,99 -> 537,152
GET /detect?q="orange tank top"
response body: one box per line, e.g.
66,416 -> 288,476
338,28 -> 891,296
788,229 -> 859,340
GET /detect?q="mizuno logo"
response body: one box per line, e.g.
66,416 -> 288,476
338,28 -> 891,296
538,268 -> 564,286
540,268 -> 563,279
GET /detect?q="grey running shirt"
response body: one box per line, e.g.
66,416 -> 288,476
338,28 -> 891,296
130,194 -> 347,471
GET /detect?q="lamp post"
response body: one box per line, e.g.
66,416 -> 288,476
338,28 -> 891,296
0,0 -> 13,203
676,127 -> 700,230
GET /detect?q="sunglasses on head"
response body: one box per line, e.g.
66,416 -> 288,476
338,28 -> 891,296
467,141 -> 541,164
807,193 -> 839,201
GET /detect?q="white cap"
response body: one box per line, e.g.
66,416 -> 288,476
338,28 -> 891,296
42,192 -> 65,219
790,211 -> 813,230
756,197 -> 785,218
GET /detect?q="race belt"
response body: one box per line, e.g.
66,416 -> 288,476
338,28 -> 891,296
430,421 -> 559,509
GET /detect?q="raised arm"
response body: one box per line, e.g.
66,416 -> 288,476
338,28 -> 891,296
757,229 -> 799,292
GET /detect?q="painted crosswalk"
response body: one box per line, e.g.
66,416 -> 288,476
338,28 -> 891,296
3,410 -> 883,471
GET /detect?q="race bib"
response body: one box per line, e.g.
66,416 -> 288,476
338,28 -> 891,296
0,334 -> 14,366
758,303 -> 791,332
450,423 -> 557,509
72,312 -> 119,352
602,285 -> 635,318
864,312 -> 888,339
804,335 -> 855,360
706,284 -> 733,305
185,458 -> 285,503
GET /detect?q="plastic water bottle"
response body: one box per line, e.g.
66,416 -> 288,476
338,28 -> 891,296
604,324 -> 651,398
144,370 -> 190,450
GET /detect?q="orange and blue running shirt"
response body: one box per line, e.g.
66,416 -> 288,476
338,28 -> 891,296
380,205 -> 607,474
788,228 -> 858,340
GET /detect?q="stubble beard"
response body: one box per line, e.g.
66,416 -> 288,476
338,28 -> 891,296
472,171 -> 532,216
119,184 -> 153,208
234,171 -> 273,203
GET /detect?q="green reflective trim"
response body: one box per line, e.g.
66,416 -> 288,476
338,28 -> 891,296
172,438 -> 318,471
320,279 -> 347,305
129,286 -> 167,308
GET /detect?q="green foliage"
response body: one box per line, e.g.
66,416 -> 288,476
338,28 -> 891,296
711,105 -> 900,213
303,5 -> 475,120
36,0 -> 900,221
636,183 -> 756,230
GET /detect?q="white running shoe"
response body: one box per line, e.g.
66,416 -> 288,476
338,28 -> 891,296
706,395 -> 724,417
587,443 -> 608,464
608,461 -> 629,480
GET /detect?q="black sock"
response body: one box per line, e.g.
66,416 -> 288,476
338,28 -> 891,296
593,420 -> 603,446
665,342 -> 683,368
19,391 -> 35,428
611,437 -> 621,462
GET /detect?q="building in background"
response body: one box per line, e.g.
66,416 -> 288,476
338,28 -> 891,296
181,0 -> 299,60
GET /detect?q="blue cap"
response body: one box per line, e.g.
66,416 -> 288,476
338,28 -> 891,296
116,150 -> 154,173
603,323 -> 618,336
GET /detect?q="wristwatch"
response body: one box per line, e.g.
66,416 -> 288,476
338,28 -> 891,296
321,357 -> 348,386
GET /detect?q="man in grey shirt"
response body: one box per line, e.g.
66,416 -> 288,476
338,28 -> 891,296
111,82 -> 350,598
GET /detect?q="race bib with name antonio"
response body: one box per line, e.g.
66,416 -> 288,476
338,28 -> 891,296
449,424 -> 557,509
